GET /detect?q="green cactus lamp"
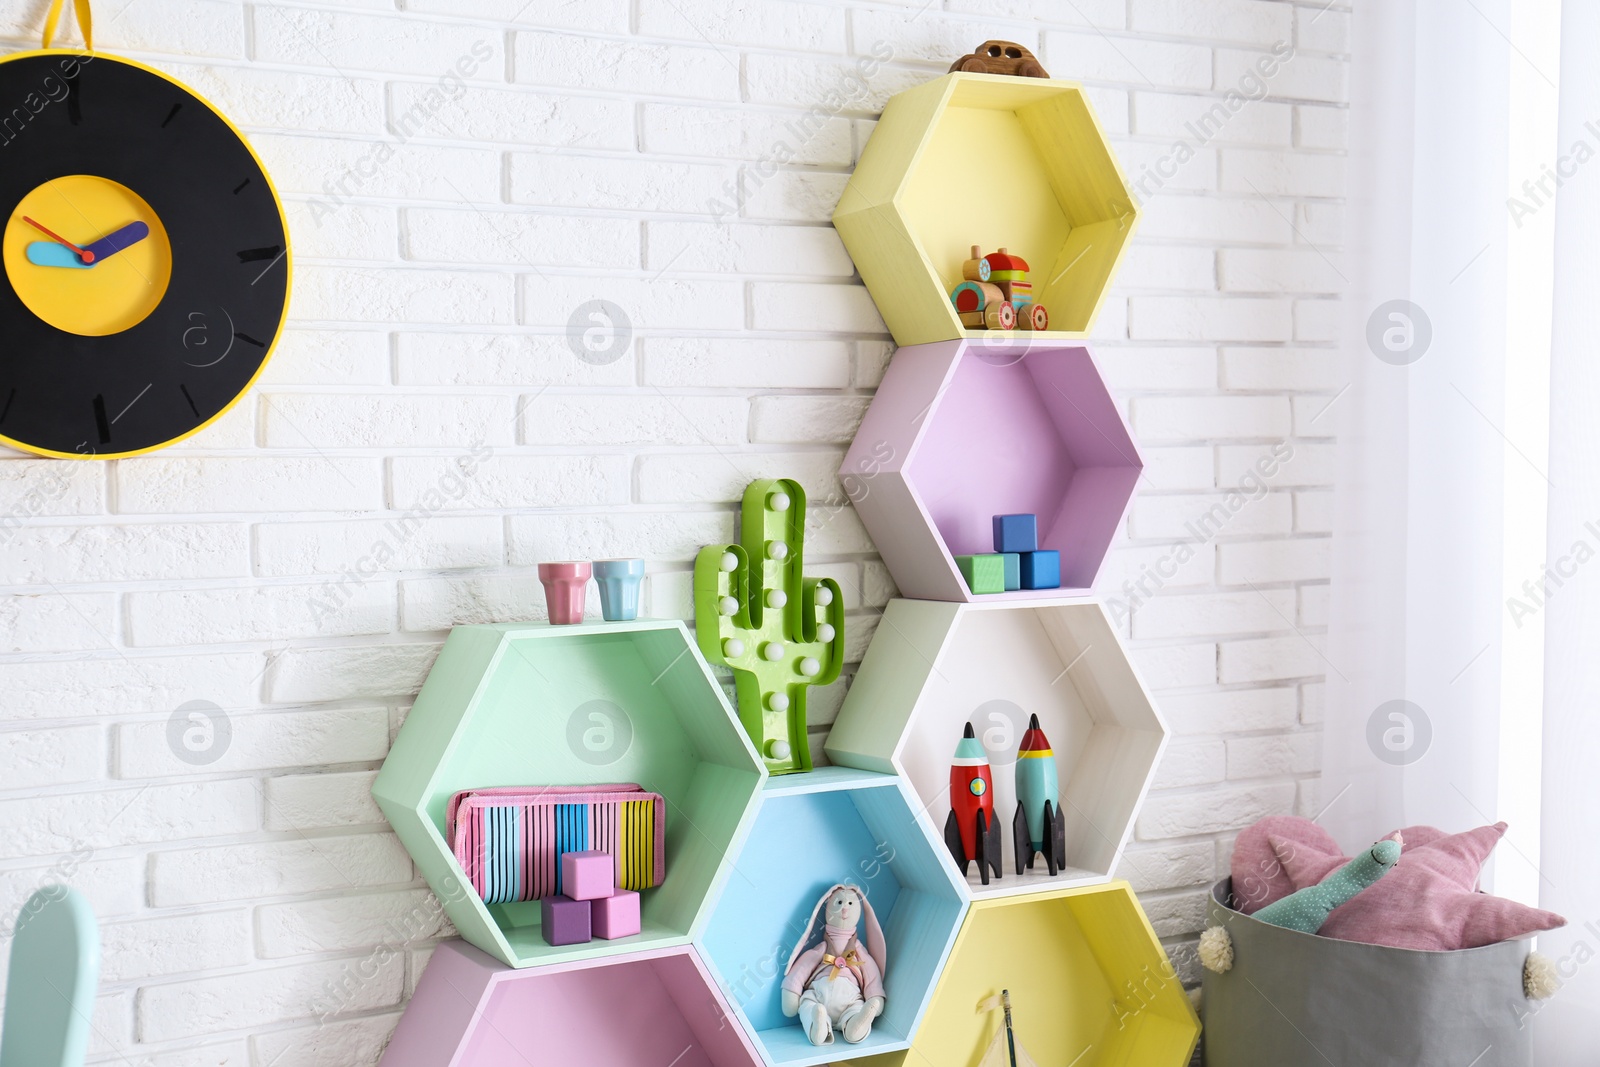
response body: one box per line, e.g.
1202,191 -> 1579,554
694,478 -> 845,775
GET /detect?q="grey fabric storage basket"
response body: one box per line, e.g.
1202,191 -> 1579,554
1201,878 -> 1534,1067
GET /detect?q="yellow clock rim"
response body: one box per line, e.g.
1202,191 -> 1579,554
0,47 -> 292,461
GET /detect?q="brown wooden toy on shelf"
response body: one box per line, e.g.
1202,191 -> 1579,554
948,40 -> 1050,79
949,246 -> 1050,332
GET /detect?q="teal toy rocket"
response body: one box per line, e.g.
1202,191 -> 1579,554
1011,714 -> 1067,876
1254,836 -> 1403,933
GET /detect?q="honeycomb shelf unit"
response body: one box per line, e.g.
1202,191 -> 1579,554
825,599 -> 1167,901
848,882 -> 1200,1067
833,71 -> 1138,347
377,940 -> 763,1067
697,766 -> 966,1066
840,339 -> 1140,601
371,620 -> 766,969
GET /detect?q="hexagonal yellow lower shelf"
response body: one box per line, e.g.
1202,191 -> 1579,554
834,72 -> 1137,347
846,882 -> 1199,1067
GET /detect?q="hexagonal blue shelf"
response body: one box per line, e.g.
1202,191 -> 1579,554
697,766 -> 966,1066
372,620 -> 767,968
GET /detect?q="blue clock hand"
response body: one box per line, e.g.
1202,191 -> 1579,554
82,221 -> 149,263
26,242 -> 94,268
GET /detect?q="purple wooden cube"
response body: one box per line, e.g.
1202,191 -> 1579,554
540,895 -> 591,946
561,850 -> 615,901
591,889 -> 641,940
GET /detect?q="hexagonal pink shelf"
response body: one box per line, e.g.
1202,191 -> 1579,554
841,339 -> 1140,602
379,939 -> 762,1067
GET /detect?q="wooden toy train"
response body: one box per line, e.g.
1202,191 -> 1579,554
949,246 -> 1050,332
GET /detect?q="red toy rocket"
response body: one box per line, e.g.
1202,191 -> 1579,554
945,721 -> 1004,884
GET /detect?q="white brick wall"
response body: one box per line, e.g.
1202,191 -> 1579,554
0,1 -> 1346,1060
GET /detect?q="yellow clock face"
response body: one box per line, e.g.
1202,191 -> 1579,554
2,175 -> 173,337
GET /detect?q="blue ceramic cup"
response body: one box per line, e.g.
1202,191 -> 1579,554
592,558 -> 645,622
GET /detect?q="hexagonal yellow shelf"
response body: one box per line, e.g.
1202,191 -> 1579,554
848,882 -> 1199,1067
834,72 -> 1137,346
372,620 -> 766,969
826,598 -> 1167,901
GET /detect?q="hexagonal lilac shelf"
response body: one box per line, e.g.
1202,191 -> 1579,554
696,767 -> 966,1066
378,940 -> 763,1067
825,599 -> 1167,901
372,620 -> 766,969
840,339 -> 1140,602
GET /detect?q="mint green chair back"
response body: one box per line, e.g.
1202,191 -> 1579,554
0,887 -> 98,1067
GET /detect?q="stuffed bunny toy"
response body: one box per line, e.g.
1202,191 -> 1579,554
781,883 -> 887,1045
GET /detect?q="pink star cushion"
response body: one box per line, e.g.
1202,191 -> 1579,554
1229,816 -> 1448,914
1231,816 -> 1566,950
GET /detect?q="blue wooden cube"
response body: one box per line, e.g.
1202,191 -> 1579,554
1001,552 -> 1021,591
1019,549 -> 1061,590
992,513 -> 1038,554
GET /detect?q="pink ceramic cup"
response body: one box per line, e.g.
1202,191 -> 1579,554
537,561 -> 592,624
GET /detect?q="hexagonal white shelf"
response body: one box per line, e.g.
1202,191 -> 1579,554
824,598 -> 1166,900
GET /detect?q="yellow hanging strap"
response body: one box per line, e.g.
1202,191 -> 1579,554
42,0 -> 93,51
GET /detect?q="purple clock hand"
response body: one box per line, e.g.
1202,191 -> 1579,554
82,221 -> 150,263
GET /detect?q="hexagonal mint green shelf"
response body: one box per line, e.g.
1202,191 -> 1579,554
697,767 -> 965,1066
840,339 -> 1141,602
379,940 -> 763,1067
372,620 -> 766,968
825,599 -> 1166,902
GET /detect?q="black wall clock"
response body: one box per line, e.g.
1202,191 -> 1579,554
0,46 -> 290,458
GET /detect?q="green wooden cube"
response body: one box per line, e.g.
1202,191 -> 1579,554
955,553 -> 1006,594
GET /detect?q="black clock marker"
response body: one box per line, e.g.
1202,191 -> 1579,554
236,245 -> 281,263
0,388 -> 14,425
65,71 -> 81,125
233,332 -> 265,347
160,102 -> 182,128
179,384 -> 199,418
232,178 -> 251,194
92,395 -> 111,443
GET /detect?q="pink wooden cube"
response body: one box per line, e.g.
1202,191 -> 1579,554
539,895 -> 591,946
591,889 -> 641,940
561,850 -> 615,901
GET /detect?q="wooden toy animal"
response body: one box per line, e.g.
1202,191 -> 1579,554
949,41 -> 1050,79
